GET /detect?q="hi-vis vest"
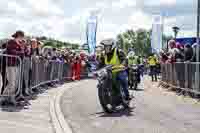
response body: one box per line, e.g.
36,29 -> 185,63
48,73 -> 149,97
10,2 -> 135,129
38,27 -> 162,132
105,48 -> 120,65
128,56 -> 139,65
148,56 -> 157,66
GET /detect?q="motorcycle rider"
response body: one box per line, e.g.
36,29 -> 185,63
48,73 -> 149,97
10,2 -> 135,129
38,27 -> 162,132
127,51 -> 141,83
100,38 -> 131,101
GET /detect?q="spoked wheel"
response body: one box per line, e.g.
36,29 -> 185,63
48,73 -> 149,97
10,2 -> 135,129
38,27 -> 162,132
98,84 -> 115,113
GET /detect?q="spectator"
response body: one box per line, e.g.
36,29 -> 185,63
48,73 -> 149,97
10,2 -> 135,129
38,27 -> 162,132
52,48 -> 57,60
167,39 -> 178,63
4,30 -> 25,103
31,39 -> 41,57
74,55 -> 81,80
175,42 -> 184,62
71,52 -> 76,81
184,43 -> 193,62
21,40 -> 32,96
191,43 -> 200,62
159,50 -> 168,63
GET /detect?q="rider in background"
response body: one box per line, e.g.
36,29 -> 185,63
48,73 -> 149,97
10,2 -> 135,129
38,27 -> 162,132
148,53 -> 158,82
100,38 -> 131,101
127,51 -> 141,83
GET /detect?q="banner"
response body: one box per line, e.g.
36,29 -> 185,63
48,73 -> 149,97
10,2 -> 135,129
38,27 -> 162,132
86,14 -> 98,55
151,15 -> 163,53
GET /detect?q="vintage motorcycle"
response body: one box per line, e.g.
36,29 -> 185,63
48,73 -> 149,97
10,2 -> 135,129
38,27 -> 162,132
95,65 -> 130,113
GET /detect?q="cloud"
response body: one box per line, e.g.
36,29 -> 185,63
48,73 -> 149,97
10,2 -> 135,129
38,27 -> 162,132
0,0 -> 197,44
145,0 -> 176,6
112,0 -> 136,9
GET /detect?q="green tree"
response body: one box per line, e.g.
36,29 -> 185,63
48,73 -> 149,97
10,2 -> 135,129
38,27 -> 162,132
116,34 -> 124,49
43,41 -> 56,47
116,29 -> 151,56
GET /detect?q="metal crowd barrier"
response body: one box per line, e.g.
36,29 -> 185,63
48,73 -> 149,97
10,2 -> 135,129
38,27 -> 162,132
0,54 -> 22,103
29,57 -> 62,89
161,62 -> 200,95
0,54 -> 89,104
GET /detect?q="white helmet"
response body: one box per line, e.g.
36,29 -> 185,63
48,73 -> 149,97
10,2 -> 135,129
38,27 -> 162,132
100,38 -> 116,51
127,51 -> 135,58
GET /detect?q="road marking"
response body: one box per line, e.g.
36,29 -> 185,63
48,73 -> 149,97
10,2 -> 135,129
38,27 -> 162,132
50,81 -> 83,133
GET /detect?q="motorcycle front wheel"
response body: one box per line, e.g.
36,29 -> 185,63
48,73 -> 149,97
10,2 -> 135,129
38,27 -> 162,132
98,84 -> 115,113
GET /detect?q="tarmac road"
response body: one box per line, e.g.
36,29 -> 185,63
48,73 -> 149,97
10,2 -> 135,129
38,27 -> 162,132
60,77 -> 200,133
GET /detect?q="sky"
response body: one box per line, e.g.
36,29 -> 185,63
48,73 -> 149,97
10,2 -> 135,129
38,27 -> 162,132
0,0 -> 198,44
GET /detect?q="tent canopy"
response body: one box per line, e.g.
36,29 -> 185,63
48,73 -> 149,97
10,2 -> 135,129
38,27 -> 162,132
176,37 -> 196,45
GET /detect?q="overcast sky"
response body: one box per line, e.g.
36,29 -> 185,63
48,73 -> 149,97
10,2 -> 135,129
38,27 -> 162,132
0,0 -> 198,44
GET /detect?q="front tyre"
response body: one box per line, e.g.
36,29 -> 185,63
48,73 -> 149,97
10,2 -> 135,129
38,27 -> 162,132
98,84 -> 114,113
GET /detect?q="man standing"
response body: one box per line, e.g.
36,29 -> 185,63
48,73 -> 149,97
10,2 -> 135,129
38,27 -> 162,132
148,53 -> 158,82
3,31 -> 25,104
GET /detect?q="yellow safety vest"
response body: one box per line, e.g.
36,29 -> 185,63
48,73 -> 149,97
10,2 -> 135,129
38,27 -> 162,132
105,48 -> 120,65
128,56 -> 139,65
148,56 -> 157,66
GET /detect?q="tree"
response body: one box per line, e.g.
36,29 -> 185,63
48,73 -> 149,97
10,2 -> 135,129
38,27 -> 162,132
116,29 -> 152,56
116,34 -> 124,50
43,41 -> 56,47
116,30 -> 136,54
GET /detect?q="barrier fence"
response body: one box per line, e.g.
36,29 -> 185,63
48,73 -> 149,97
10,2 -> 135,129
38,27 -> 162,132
161,62 -> 200,95
0,54 -> 22,100
0,54 -> 89,104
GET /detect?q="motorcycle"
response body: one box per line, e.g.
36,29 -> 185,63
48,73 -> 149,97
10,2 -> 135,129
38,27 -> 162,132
95,65 -> 130,113
128,65 -> 139,90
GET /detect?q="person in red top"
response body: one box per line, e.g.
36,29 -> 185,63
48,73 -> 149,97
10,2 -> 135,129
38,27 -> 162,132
3,31 -> 25,103
71,53 -> 76,81
75,55 -> 81,80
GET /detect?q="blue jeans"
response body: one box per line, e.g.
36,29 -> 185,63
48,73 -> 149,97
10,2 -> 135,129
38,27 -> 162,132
116,71 -> 129,98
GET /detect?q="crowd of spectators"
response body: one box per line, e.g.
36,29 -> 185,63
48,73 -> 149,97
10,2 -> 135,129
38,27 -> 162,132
0,30 -> 90,104
159,39 -> 200,64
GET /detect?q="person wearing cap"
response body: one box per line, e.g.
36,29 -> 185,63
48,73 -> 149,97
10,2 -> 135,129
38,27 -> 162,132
3,31 -> 25,103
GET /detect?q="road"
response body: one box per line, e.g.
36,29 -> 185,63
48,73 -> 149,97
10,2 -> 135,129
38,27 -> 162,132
60,77 -> 200,133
